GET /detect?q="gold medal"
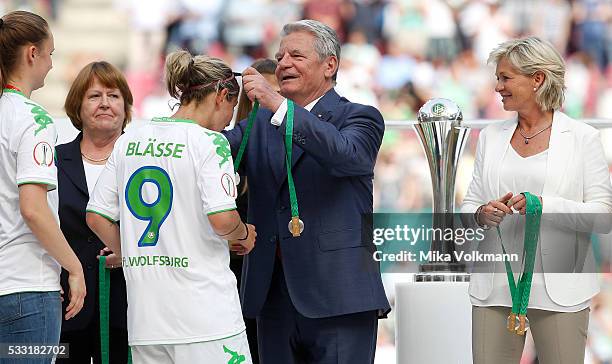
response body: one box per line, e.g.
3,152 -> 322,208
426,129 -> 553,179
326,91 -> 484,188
507,312 -> 529,335
506,312 -> 516,333
516,314 -> 528,335
288,217 -> 304,237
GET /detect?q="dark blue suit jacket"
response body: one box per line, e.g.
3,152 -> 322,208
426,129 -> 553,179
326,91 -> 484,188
224,89 -> 390,319
56,133 -> 127,331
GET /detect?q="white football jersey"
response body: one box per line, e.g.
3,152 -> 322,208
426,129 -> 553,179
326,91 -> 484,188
0,88 -> 60,296
87,117 -> 244,345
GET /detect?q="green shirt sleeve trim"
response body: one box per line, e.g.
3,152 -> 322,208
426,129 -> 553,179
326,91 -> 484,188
17,180 -> 57,188
207,207 -> 237,216
86,209 -> 118,223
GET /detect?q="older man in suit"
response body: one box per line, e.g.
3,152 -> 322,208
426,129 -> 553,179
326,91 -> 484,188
223,20 -> 390,363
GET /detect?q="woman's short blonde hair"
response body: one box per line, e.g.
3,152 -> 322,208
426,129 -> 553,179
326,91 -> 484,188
488,36 -> 566,111
64,61 -> 133,131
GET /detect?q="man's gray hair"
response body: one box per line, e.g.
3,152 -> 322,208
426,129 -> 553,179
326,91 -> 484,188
281,20 -> 341,80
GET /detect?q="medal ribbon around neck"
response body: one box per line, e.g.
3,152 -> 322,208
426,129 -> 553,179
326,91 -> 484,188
233,100 -> 259,176
495,192 -> 542,335
232,99 -> 302,237
285,100 -> 303,237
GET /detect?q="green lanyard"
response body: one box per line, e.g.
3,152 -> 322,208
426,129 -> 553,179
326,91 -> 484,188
99,257 -> 132,364
232,99 -> 303,237
285,100 -> 303,237
233,101 -> 259,175
496,192 -> 542,335
99,257 -> 111,364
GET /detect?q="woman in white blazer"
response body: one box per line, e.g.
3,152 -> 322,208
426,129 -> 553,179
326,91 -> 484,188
461,37 -> 612,364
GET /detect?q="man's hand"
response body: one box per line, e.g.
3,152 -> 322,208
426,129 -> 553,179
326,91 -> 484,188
242,67 -> 284,112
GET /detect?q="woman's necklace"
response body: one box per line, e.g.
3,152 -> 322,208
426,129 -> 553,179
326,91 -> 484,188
517,123 -> 552,144
81,151 -> 110,163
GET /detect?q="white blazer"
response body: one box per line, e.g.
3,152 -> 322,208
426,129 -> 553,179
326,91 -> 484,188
461,111 -> 612,306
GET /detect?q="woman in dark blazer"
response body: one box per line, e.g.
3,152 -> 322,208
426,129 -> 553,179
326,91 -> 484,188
56,61 -> 133,364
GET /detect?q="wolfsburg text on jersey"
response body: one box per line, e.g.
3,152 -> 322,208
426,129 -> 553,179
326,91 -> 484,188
122,255 -> 189,268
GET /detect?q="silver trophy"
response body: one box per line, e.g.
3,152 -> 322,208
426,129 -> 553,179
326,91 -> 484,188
413,98 -> 470,281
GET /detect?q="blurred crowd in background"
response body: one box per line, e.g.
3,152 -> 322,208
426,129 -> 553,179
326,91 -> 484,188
114,0 -> 612,123
1,0 -> 611,362
3,0 -> 608,120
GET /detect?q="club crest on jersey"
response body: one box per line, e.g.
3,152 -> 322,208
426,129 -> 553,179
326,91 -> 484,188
205,132 -> 231,168
25,101 -> 54,136
33,141 -> 54,166
221,173 -> 237,198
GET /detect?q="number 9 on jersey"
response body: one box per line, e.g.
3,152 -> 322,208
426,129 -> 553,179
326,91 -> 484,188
126,166 -> 173,247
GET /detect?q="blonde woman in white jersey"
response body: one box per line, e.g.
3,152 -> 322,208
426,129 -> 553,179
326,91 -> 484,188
86,51 -> 256,364
0,10 -> 86,358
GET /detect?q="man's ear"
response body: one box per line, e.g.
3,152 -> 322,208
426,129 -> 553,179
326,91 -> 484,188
324,56 -> 338,80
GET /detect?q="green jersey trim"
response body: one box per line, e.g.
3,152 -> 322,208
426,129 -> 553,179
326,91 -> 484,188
152,117 -> 197,124
2,88 -> 27,98
127,328 -> 246,346
86,209 -> 118,223
17,181 -> 56,188
214,329 -> 246,342
207,208 -> 236,216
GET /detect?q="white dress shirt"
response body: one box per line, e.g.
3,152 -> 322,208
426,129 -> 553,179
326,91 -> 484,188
270,96 -> 323,126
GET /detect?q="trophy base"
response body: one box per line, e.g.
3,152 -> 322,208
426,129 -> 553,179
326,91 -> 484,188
415,263 -> 470,282
419,262 -> 466,272
414,273 -> 470,282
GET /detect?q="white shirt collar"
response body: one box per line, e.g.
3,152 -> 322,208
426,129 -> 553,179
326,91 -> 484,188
304,95 -> 323,112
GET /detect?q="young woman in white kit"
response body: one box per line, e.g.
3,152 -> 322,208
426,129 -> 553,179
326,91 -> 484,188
86,50 -> 256,364
0,11 -> 85,357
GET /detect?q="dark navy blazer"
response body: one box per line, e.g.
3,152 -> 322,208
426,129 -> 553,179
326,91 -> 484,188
56,133 -> 127,331
223,89 -> 390,319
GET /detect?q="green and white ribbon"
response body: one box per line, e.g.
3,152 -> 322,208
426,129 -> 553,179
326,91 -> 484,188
496,192 -> 542,335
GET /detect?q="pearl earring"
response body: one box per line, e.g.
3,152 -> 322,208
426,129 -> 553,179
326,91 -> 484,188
533,87 -> 537,91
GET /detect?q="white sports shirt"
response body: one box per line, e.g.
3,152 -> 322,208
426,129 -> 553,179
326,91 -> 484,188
87,117 -> 244,345
0,88 -> 61,296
